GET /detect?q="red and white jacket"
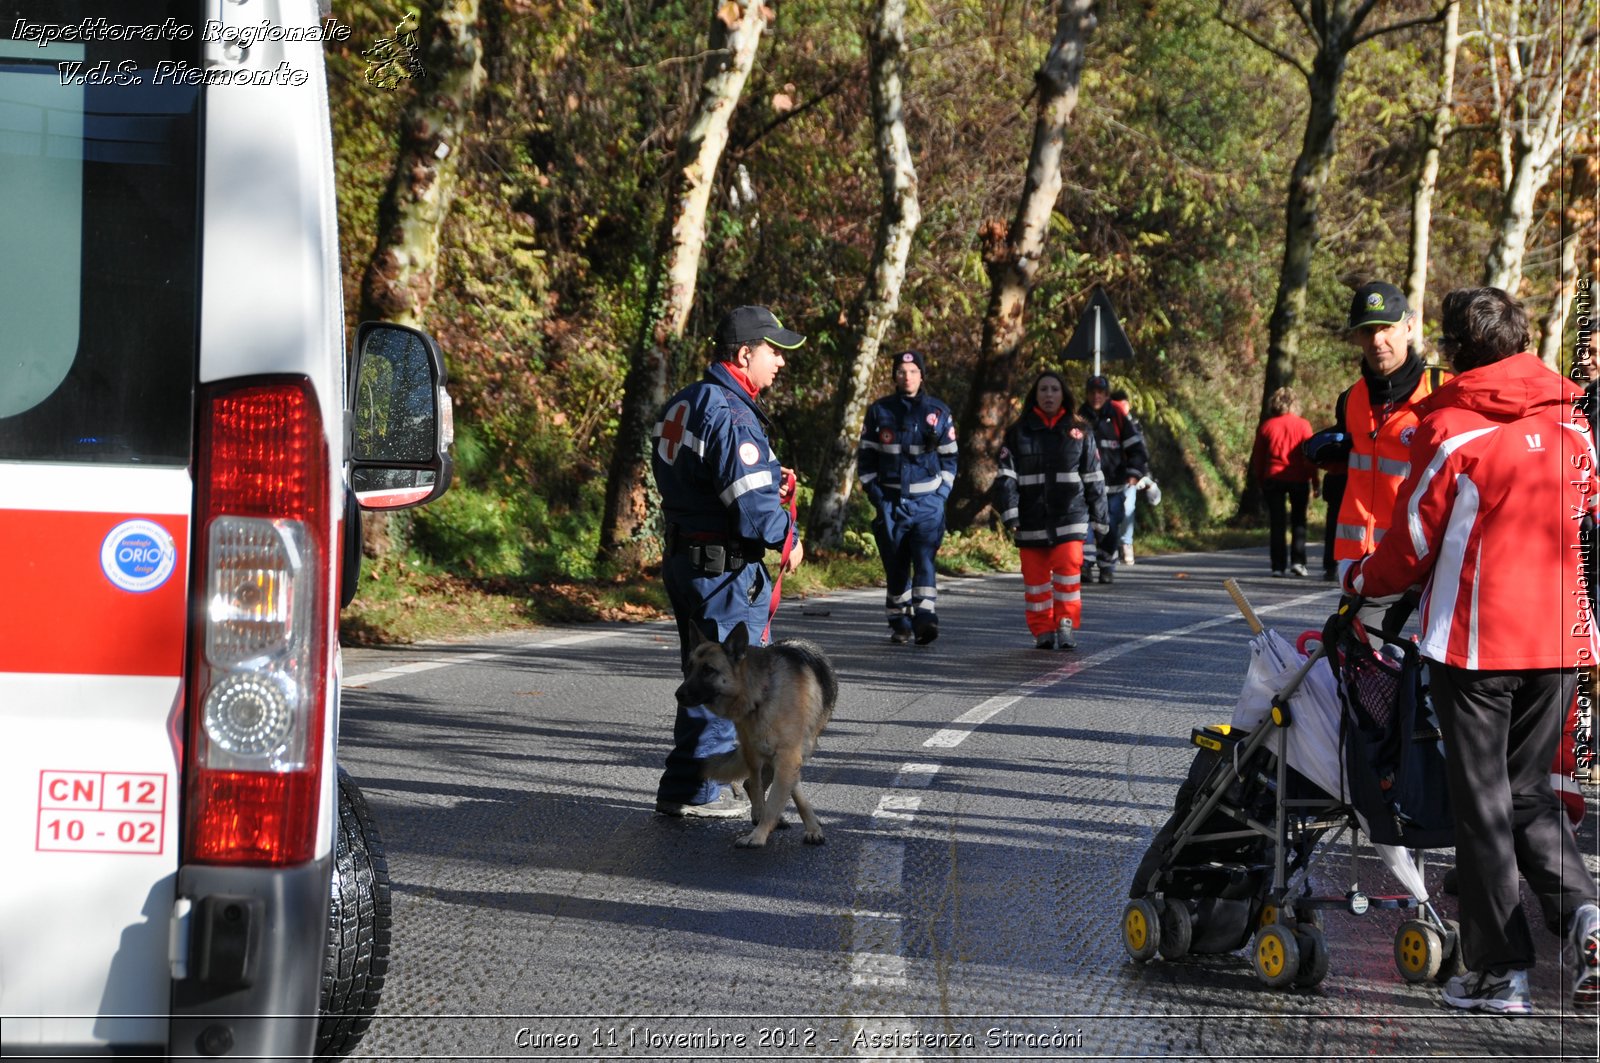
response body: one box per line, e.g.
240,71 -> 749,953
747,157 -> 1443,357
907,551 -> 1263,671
1345,353 -> 1598,670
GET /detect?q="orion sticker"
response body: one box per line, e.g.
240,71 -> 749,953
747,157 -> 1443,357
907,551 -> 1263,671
100,520 -> 177,593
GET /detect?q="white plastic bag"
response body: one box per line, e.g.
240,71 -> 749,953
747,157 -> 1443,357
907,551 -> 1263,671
1230,629 -> 1346,802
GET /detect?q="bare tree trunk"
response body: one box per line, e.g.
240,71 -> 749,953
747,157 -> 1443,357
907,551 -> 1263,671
360,0 -> 484,327
1219,0 -> 1449,426
1485,136 -> 1559,293
807,0 -> 922,549
1539,158 -> 1597,367
596,0 -> 770,570
1260,48 -> 1345,420
1406,0 -> 1459,352
359,0 -> 484,558
1539,217 -> 1582,367
1478,0 -> 1598,294
947,0 -> 1096,529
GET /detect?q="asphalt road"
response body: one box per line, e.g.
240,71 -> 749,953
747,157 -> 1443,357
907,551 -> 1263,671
337,547 -> 1599,1061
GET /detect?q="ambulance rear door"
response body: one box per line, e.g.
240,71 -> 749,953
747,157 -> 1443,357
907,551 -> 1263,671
0,1 -> 204,1052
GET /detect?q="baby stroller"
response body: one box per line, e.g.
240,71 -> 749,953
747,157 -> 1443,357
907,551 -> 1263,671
1121,582 -> 1460,989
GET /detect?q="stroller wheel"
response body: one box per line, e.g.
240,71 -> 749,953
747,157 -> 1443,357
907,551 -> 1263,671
1292,926 -> 1330,988
1157,900 -> 1193,960
1253,924 -> 1300,989
1433,918 -> 1465,983
1122,899 -> 1161,963
1394,919 -> 1444,983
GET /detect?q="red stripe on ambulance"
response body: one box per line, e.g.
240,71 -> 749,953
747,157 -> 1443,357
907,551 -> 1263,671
0,510 -> 188,676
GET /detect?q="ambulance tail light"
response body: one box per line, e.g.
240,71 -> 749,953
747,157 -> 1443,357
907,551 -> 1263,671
186,378 -> 330,866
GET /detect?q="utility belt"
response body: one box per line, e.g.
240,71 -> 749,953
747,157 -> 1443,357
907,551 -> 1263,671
666,526 -> 763,576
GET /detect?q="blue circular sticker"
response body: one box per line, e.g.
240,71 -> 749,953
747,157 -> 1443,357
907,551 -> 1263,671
100,519 -> 178,593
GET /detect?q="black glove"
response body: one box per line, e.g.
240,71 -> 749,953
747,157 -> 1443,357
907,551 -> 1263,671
1321,592 -> 1362,651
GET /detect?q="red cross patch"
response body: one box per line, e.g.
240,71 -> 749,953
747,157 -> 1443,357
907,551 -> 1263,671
739,441 -> 761,466
657,400 -> 691,463
1070,428 -> 1083,440
879,429 -> 894,445
926,413 -> 938,427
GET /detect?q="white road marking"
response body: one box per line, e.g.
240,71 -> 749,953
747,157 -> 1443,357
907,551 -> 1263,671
921,588 -> 1330,750
342,628 -> 637,688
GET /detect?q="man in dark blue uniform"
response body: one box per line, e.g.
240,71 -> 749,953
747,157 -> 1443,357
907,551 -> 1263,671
651,305 -> 806,817
1079,375 -> 1147,585
856,350 -> 958,644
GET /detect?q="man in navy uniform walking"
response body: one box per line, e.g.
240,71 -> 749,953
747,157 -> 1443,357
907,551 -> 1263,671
651,306 -> 806,816
856,350 -> 958,644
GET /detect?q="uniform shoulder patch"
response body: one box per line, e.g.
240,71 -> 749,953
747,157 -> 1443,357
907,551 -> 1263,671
656,399 -> 693,464
738,441 -> 761,466
926,412 -> 939,427
879,428 -> 895,445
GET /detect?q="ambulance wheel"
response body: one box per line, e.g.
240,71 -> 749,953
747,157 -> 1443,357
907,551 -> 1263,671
1122,899 -> 1161,963
1393,919 -> 1443,984
1292,926 -> 1330,988
316,768 -> 392,1062
1433,918 -> 1465,983
1252,924 -> 1300,989
1157,900 -> 1194,960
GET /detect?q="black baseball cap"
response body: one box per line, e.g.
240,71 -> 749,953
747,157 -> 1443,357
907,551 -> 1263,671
894,350 -> 926,374
1348,281 -> 1409,329
715,305 -> 806,350
1086,374 -> 1110,392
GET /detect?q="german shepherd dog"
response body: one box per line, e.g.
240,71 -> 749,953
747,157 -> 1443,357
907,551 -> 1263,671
675,622 -> 838,848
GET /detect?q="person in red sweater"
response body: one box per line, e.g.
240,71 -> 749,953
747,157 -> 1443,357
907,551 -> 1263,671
1250,386 -> 1317,577
1344,286 -> 1599,1014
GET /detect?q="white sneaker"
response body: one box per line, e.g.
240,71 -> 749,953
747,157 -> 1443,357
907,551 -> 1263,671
1441,968 -> 1532,1014
1571,902 -> 1600,1008
1120,544 -> 1134,565
1056,617 -> 1076,649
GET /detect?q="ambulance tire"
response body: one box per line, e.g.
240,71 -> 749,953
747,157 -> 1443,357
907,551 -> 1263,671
316,768 -> 392,1062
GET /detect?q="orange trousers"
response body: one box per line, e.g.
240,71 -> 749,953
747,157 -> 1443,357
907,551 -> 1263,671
1020,541 -> 1083,637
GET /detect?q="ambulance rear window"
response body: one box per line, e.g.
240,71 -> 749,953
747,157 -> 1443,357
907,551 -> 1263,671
0,0 -> 201,465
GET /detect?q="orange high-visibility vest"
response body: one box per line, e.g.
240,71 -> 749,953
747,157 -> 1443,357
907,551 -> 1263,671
1333,366 -> 1450,562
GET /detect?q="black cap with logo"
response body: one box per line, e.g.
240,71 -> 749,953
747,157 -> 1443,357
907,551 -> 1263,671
1348,281 -> 1409,329
715,306 -> 806,351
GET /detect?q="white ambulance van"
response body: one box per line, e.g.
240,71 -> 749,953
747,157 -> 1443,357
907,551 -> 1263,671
1,0 -> 452,1057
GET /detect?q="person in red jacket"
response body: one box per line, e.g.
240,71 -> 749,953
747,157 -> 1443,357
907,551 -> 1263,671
1249,386 -> 1318,577
1344,287 -> 1599,1014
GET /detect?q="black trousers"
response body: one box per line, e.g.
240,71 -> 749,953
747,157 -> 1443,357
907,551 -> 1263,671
1261,480 -> 1309,572
1320,473 -> 1346,576
1430,664 -> 1594,973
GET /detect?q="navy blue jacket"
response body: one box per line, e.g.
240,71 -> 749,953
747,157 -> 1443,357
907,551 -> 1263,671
652,362 -> 792,550
994,411 -> 1108,546
856,391 -> 958,519
1079,402 -> 1148,484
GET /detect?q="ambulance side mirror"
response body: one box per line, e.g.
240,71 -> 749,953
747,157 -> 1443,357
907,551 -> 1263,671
349,322 -> 454,510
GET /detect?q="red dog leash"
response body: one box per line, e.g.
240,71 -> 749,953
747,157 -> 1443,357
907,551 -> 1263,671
763,469 -> 798,642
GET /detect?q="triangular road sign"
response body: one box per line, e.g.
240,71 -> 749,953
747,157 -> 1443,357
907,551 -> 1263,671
1061,285 -> 1135,376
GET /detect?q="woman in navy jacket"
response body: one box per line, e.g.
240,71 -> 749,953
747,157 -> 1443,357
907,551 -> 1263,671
993,371 -> 1109,649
